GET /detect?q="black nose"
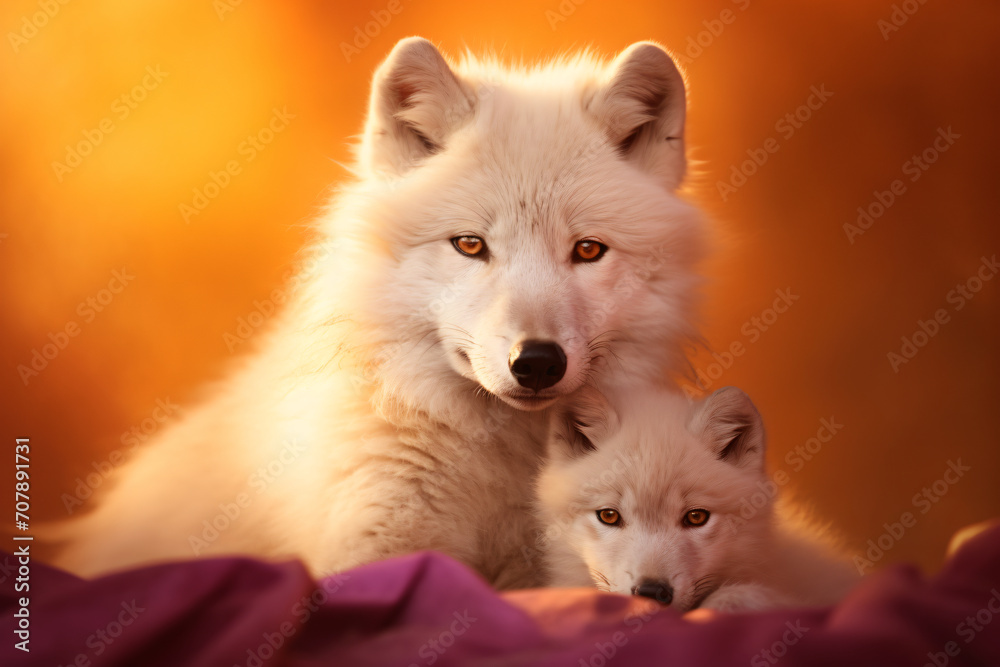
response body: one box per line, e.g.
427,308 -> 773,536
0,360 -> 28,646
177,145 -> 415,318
631,580 -> 673,605
508,340 -> 566,391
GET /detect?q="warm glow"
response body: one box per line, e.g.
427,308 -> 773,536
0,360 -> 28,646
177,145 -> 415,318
2,1 -> 997,575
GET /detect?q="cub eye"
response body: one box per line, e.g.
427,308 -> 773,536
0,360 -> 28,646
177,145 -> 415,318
452,236 -> 487,258
573,240 -> 607,263
683,509 -> 710,527
596,508 -> 621,526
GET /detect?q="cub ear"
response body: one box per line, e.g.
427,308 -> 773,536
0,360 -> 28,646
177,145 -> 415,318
549,387 -> 618,460
689,387 -> 765,468
588,42 -> 687,190
361,37 -> 475,176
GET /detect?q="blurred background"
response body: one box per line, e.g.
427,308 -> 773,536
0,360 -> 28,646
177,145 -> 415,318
2,0 -> 998,574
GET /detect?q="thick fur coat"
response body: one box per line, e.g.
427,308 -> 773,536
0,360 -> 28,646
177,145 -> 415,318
53,38 -> 704,589
536,386 -> 859,609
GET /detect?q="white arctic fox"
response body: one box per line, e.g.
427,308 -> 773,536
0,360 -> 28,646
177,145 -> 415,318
536,386 -> 858,609
52,38 -> 705,588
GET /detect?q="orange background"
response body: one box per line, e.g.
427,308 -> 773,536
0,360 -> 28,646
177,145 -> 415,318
2,0 -> 998,574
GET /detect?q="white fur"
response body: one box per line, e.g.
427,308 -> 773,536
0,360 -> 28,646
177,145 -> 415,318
51,38 -> 704,589
536,386 -> 859,610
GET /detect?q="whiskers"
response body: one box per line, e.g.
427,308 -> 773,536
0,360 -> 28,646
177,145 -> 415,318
425,323 -> 481,365
585,330 -> 624,375
437,323 -> 476,350
690,574 -> 722,610
589,568 -> 612,592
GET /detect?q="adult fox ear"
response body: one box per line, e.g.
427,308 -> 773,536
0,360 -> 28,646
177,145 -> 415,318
361,37 -> 475,176
550,386 -> 618,460
588,42 -> 687,190
689,387 -> 766,468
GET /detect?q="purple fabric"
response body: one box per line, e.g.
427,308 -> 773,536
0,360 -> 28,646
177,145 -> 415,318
4,525 -> 1000,666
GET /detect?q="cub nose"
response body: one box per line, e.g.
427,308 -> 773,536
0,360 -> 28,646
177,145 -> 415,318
508,340 -> 566,391
631,579 -> 674,605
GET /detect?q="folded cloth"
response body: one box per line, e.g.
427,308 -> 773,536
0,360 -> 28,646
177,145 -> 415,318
4,522 -> 1000,666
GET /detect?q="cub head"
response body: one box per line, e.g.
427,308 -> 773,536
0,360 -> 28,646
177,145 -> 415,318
536,386 -> 772,610
329,38 -> 703,412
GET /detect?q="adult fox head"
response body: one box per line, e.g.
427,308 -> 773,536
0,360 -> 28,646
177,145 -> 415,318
318,38 -> 703,412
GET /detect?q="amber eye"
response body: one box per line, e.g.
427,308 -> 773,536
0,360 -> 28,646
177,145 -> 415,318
683,509 -> 710,527
597,509 -> 621,526
573,240 -> 607,263
452,236 -> 487,258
